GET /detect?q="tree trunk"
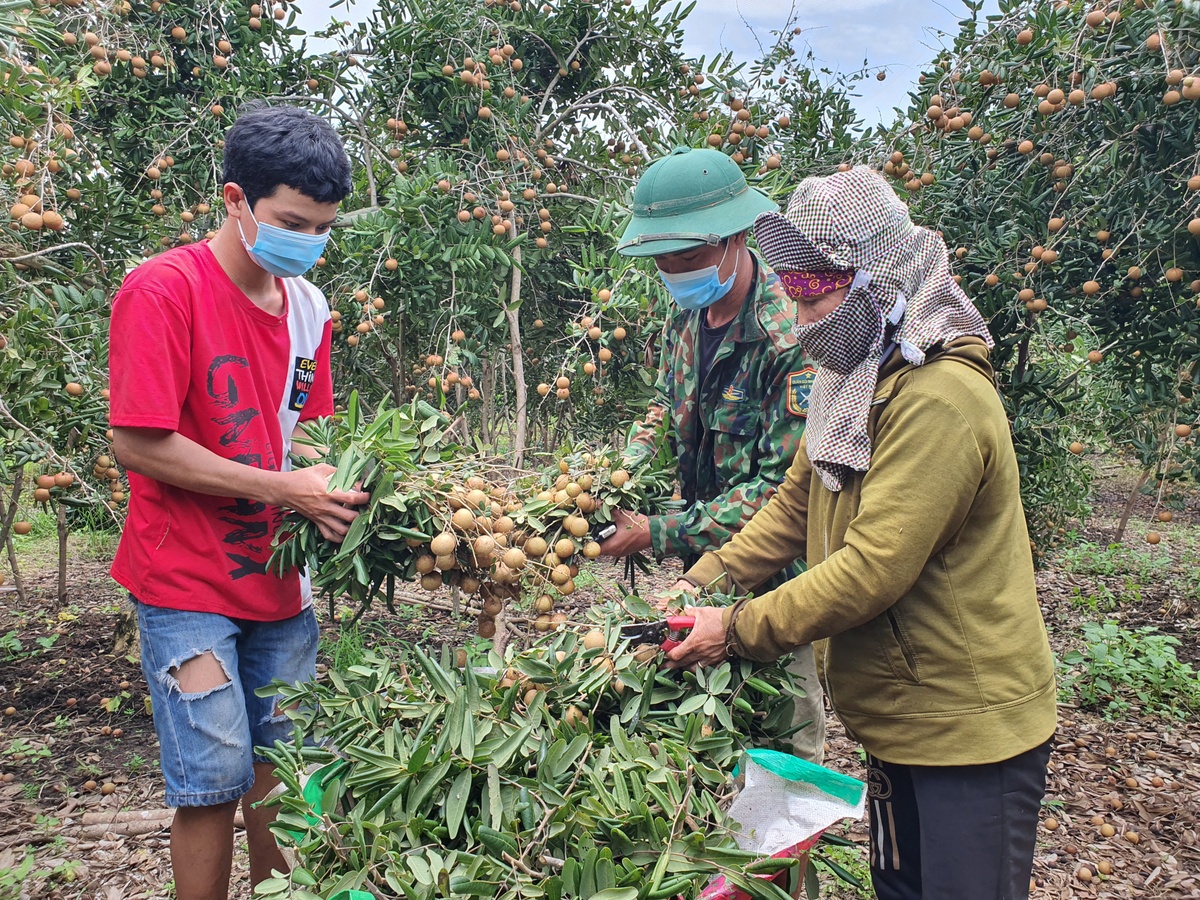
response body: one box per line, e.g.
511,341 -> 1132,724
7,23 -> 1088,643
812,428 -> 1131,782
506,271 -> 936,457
1013,323 -> 1032,383
505,226 -> 528,468
1113,468 -> 1151,544
56,499 -> 68,606
2,470 -> 26,602
395,305 -> 406,402
454,382 -> 472,445
493,604 -> 510,659
480,360 -> 494,447
487,362 -> 501,448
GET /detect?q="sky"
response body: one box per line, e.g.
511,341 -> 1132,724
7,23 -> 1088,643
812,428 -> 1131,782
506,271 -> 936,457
293,0 -> 1003,127
676,0 -> 1004,126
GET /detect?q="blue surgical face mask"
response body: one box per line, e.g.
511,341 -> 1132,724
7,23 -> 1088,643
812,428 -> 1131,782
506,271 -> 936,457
658,241 -> 737,311
237,202 -> 330,278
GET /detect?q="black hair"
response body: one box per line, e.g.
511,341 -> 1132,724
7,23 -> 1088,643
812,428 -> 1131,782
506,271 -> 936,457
222,102 -> 352,208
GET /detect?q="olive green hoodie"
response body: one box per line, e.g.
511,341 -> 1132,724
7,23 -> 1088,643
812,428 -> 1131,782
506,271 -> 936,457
685,338 -> 1057,766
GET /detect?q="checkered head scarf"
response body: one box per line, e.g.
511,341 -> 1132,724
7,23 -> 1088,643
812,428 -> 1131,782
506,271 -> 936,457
754,166 -> 992,491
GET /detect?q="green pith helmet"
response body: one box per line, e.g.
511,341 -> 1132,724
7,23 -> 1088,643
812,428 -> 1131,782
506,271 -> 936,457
616,146 -> 778,258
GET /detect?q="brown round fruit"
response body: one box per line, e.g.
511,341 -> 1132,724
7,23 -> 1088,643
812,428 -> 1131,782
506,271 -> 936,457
582,629 -> 606,651
482,595 -> 504,616
430,532 -> 457,556
475,614 -> 494,643
631,643 -> 658,664
473,534 -> 496,560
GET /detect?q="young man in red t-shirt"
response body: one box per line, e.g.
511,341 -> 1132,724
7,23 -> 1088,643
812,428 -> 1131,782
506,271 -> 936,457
108,104 -> 367,900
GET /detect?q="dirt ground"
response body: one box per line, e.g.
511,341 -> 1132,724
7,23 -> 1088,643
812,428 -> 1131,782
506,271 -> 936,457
1,462 -> 1198,899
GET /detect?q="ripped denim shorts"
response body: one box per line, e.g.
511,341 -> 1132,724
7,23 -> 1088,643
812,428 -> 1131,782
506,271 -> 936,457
134,598 -> 319,807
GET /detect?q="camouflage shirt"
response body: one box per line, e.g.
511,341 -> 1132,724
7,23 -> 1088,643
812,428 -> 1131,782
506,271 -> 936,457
626,252 -> 816,565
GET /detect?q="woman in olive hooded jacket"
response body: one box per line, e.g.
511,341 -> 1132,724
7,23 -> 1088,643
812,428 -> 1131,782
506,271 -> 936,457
664,167 -> 1056,900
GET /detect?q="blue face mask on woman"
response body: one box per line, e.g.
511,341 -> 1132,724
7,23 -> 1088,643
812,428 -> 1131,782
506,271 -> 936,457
658,240 -> 737,311
237,202 -> 330,278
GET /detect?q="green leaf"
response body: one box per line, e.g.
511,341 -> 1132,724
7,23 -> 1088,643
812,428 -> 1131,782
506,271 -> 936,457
487,763 -> 502,830
446,768 -> 472,840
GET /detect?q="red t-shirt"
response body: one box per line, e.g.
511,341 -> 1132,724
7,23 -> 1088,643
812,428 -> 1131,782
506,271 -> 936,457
109,242 -> 333,621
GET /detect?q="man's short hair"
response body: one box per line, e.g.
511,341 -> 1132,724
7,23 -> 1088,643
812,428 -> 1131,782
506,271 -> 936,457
222,103 -> 352,208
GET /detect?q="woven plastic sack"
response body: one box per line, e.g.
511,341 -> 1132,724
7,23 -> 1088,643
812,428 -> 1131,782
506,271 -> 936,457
698,749 -> 866,900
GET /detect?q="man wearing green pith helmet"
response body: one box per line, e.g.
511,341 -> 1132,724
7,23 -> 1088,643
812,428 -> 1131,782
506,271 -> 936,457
596,146 -> 825,762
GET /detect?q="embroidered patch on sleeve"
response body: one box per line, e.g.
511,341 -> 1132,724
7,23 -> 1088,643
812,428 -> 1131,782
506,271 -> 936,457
786,366 -> 816,418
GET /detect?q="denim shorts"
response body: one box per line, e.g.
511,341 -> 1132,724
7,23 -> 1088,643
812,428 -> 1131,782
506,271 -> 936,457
134,599 -> 319,807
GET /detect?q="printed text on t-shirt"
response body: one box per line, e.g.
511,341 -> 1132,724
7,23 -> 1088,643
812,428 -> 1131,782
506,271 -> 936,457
288,356 -> 317,412
208,354 -> 276,580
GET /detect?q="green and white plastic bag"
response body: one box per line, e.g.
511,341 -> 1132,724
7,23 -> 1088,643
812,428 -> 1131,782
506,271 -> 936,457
726,749 -> 866,855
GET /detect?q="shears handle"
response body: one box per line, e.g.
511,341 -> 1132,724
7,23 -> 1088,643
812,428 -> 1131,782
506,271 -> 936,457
661,615 -> 696,652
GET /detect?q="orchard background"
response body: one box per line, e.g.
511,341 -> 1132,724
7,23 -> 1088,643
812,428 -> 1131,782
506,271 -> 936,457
1,0 -> 1199,897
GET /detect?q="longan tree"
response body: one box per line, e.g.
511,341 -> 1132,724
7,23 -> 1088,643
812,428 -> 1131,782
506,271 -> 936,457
0,0 -> 337,592
860,0 -> 1200,546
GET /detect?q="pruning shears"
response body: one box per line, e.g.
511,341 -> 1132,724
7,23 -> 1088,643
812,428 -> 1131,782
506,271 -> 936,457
619,616 -> 696,652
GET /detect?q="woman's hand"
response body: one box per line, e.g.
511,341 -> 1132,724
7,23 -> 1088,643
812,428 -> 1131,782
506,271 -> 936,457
663,606 -> 728,669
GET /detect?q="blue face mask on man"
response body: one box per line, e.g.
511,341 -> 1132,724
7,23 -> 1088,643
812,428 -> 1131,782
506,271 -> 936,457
658,240 -> 737,311
237,200 -> 330,278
